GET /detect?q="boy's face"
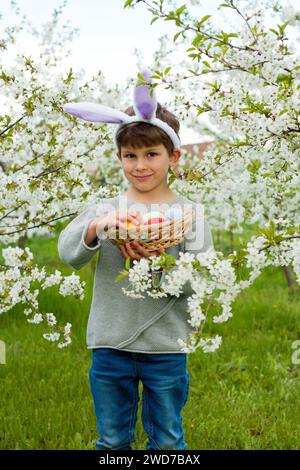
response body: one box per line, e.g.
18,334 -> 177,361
119,143 -> 180,196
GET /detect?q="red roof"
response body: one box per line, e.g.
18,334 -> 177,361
181,142 -> 210,158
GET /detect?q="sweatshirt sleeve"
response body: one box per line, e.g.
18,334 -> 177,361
181,204 -> 214,296
57,204 -> 102,271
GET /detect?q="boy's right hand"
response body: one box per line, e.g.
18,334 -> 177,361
95,209 -> 143,239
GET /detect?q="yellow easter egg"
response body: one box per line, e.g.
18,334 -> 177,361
125,220 -> 136,229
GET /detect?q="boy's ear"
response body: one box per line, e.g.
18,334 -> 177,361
169,149 -> 181,166
169,150 -> 181,175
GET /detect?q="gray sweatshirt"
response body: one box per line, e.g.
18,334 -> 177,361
57,193 -> 214,354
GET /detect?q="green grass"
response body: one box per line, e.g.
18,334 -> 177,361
0,229 -> 299,450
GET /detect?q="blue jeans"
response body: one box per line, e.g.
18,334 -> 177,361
89,347 -> 190,450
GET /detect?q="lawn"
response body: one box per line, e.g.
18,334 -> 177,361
0,226 -> 299,450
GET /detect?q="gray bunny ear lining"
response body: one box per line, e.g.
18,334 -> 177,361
63,102 -> 130,124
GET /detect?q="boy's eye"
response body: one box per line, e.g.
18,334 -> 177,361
124,152 -> 157,158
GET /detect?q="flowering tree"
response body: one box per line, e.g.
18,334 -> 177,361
0,1 -> 135,347
1,0 -> 300,354
118,0 -> 300,352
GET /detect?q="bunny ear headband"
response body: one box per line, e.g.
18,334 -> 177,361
62,68 -> 181,149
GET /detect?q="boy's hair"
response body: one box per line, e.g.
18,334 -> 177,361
116,102 -> 180,157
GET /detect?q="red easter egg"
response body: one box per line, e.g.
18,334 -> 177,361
146,217 -> 166,225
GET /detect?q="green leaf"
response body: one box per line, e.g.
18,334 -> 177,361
196,14 -> 211,27
278,21 -> 289,35
63,67 -> 74,84
196,107 -> 207,115
247,159 -> 261,173
207,80 -> 219,92
123,0 -> 134,8
151,16 -> 159,25
214,41 -> 226,48
176,4 -> 187,15
187,68 -> 198,75
125,256 -> 131,270
168,173 -> 176,185
192,34 -> 203,48
114,270 -> 129,283
173,31 -> 182,43
137,72 -> 146,81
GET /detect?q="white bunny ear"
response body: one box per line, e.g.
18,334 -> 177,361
63,102 -> 130,124
133,68 -> 157,120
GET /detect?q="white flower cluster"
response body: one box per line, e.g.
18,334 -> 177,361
121,258 -> 153,298
123,247 -> 238,353
42,322 -> 72,348
162,252 -> 197,297
177,334 -> 222,354
0,246 -> 84,347
122,218 -> 300,353
59,273 -> 85,300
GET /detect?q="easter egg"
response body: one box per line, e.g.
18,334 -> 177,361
146,217 -> 167,225
125,220 -> 136,229
166,207 -> 183,220
142,211 -> 166,223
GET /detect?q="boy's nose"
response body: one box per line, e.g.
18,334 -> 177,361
135,168 -> 150,174
135,162 -> 148,170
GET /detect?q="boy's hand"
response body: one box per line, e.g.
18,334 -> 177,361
119,240 -> 165,261
95,209 -> 143,238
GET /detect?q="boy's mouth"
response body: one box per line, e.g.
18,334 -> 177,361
134,174 -> 153,180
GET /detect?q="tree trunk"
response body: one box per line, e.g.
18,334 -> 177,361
283,265 -> 297,294
229,229 -> 234,252
216,229 -> 221,250
17,234 -> 27,249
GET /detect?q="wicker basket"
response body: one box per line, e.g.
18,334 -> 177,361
108,207 -> 195,252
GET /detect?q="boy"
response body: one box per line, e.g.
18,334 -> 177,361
58,71 -> 214,450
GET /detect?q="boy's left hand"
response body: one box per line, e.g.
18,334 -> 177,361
119,240 -> 164,261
